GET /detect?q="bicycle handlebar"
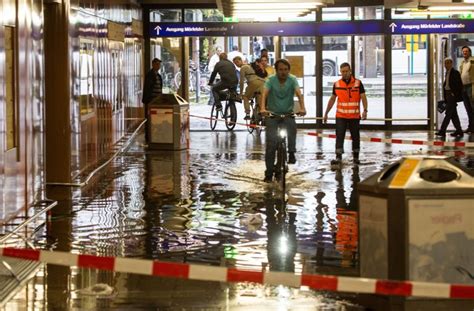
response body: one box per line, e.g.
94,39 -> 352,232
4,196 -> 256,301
265,112 -> 295,119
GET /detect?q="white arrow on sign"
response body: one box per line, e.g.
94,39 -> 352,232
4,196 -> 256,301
155,26 -> 162,35
389,22 -> 397,33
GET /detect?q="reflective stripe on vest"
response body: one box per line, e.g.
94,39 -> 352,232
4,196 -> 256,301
335,77 -> 361,119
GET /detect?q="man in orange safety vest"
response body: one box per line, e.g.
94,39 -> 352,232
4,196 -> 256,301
323,62 -> 368,165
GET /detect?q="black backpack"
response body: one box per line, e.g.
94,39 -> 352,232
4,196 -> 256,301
251,62 -> 267,79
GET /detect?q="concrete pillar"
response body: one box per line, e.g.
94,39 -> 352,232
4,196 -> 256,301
44,0 -> 71,183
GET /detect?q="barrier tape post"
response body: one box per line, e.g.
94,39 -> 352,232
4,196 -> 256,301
1,247 -> 473,299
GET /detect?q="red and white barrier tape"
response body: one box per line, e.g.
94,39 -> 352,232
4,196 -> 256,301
187,114 -> 473,148
307,132 -> 474,148
1,247 -> 473,299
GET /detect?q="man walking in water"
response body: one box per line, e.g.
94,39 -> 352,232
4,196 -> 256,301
323,62 -> 368,165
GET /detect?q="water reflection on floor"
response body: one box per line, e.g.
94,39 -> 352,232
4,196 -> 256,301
5,129 -> 473,309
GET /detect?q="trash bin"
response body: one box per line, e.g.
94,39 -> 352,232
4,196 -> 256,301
358,156 -> 474,284
148,93 -> 189,150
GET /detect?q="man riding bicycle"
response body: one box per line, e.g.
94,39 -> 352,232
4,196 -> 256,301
208,52 -> 239,111
260,59 -> 306,183
232,56 -> 266,120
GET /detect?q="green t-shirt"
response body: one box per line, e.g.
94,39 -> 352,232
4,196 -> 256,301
264,74 -> 299,114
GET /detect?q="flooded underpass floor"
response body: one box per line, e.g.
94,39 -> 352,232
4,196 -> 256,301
4,129 -> 473,310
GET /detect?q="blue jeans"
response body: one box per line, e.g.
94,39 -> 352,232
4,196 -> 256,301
462,84 -> 474,130
264,116 -> 296,177
335,118 -> 360,155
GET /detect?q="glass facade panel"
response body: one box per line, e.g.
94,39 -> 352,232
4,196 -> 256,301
354,6 -> 384,20
281,36 -> 316,123
392,34 -> 428,124
322,7 -> 350,21
281,13 -> 316,22
322,36 -> 351,118
250,36 -> 274,62
150,9 -> 182,22
391,9 -> 427,19
184,9 -> 224,22
447,34 -> 474,129
5,26 -> 16,150
79,40 -> 95,115
355,35 -> 384,124
150,37 -> 182,94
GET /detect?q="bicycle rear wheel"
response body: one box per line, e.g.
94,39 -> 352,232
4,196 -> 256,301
224,101 -> 237,131
246,101 -> 255,133
255,115 -> 264,136
210,104 -> 219,130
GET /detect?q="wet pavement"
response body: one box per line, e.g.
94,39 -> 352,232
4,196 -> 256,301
3,126 -> 474,310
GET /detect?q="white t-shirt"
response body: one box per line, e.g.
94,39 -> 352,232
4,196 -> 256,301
208,54 -> 220,73
227,51 -> 245,63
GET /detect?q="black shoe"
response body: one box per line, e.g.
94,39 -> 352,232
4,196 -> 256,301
450,131 -> 464,138
215,105 -> 222,111
274,172 -> 281,181
288,152 -> 296,164
331,159 -> 341,166
353,152 -> 359,164
244,114 -> 251,120
263,175 -> 272,183
464,128 -> 473,133
435,131 -> 446,137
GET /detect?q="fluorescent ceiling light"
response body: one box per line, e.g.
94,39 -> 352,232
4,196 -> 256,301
233,10 -> 307,14
234,13 -> 303,18
233,3 -> 318,9
427,6 -> 474,10
233,0 -> 322,3
407,11 -> 473,16
233,9 -> 309,13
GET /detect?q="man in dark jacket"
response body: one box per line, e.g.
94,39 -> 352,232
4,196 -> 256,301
436,57 -> 464,138
208,52 -> 239,110
142,58 -> 162,142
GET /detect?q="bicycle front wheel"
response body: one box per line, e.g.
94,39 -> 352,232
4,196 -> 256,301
224,101 -> 237,131
210,104 -> 219,130
277,142 -> 287,193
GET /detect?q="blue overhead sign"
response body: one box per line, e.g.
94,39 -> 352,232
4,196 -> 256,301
151,21 -> 385,37
151,19 -> 474,37
387,19 -> 474,34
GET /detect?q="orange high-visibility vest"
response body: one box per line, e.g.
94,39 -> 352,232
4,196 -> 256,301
334,77 -> 361,119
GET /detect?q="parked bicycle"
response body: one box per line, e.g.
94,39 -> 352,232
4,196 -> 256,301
174,61 -> 211,95
246,92 -> 264,135
210,88 -> 239,131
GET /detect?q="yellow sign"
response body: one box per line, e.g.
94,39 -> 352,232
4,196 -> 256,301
285,56 -> 304,78
406,35 -> 420,52
390,158 -> 420,188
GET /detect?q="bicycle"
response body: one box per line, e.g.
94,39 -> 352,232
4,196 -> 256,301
209,87 -> 238,131
265,112 -> 295,194
246,92 -> 264,135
